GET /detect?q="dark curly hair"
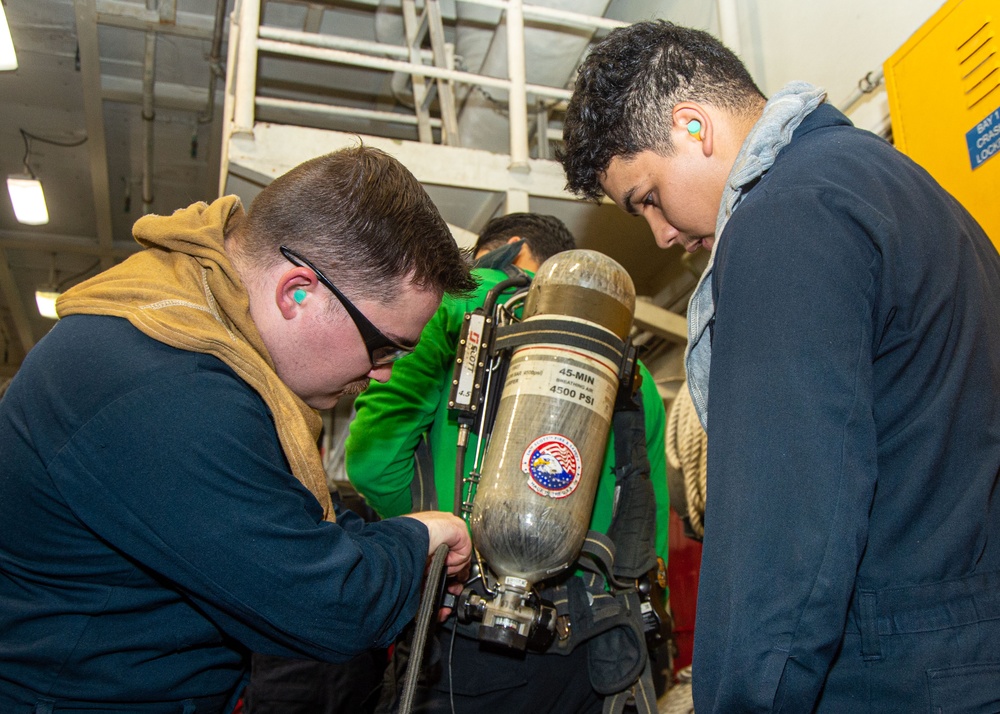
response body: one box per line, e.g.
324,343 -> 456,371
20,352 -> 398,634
473,213 -> 576,263
561,21 -> 765,200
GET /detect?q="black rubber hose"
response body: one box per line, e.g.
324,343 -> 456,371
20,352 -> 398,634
454,428 -> 468,517
398,543 -> 449,714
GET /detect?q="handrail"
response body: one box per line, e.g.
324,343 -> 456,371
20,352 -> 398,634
228,0 -> 618,159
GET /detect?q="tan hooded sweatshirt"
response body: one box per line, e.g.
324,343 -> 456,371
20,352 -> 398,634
58,196 -> 335,521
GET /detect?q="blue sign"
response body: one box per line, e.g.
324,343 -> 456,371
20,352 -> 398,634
966,104 -> 1000,170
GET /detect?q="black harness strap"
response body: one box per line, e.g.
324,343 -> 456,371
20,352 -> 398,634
607,387 -> 658,580
492,318 -> 627,366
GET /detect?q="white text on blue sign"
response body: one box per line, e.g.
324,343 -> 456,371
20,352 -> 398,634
966,105 -> 1000,170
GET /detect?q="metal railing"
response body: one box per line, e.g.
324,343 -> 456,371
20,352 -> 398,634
225,0 -> 627,168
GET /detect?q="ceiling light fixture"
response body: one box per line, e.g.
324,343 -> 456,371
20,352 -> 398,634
34,253 -> 61,320
0,2 -> 17,71
7,129 -> 87,226
33,255 -> 101,321
7,175 -> 49,224
34,290 -> 60,320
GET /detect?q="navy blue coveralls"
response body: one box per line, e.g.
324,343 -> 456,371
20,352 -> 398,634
694,104 -> 1000,712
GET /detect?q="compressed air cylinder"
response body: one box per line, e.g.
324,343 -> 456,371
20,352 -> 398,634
471,249 -> 635,586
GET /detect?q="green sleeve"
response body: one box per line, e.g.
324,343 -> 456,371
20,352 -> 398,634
638,361 -> 670,571
345,295 -> 465,519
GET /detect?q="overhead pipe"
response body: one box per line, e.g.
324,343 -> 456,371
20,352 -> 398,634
838,68 -> 884,112
141,0 -> 157,214
96,0 -> 215,40
218,0 -> 241,197
506,0 -> 528,168
233,0 -> 261,134
260,24 -> 434,62
198,0 -> 228,125
255,96 -> 443,128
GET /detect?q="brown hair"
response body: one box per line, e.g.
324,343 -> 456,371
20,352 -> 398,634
235,144 -> 476,298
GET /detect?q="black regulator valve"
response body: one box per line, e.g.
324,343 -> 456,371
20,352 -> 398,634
455,582 -> 556,652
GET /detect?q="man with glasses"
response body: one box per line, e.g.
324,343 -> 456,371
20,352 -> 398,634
0,146 -> 476,713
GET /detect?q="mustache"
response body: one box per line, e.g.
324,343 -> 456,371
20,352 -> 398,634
341,378 -> 371,396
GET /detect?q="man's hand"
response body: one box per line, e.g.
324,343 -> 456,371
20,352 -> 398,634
402,511 -> 472,577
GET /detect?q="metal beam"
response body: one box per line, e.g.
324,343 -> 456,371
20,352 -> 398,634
0,230 -> 140,258
255,96 -> 442,128
505,188 -> 529,213
96,0 -> 215,40
74,0 -> 116,269
426,0 -> 460,146
219,4 -> 242,197
634,300 -> 688,344
158,0 -> 176,23
506,0 -> 528,168
254,39 -> 574,101
102,75 -> 210,112
258,25 -> 434,61
402,0 -> 433,143
227,125 -> 574,198
0,247 -> 36,354
233,0 -> 262,134
457,0 -> 626,31
468,192 -> 505,233
303,4 -> 325,33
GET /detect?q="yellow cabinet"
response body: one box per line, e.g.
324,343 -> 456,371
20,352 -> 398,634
885,0 -> 999,246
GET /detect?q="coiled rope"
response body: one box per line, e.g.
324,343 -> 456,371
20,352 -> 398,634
666,382 -> 708,539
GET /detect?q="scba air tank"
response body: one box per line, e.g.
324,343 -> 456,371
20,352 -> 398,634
471,249 -> 635,587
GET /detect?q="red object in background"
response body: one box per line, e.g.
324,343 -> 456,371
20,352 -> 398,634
667,510 -> 703,672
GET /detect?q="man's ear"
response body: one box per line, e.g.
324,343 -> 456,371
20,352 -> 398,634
512,242 -> 540,273
673,103 -> 713,157
275,267 -> 315,320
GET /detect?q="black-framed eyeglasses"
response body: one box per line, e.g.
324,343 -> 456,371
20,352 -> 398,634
280,245 -> 415,367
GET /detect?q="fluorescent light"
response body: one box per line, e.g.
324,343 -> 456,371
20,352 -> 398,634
0,2 -> 17,71
7,176 -> 49,225
35,290 -> 61,320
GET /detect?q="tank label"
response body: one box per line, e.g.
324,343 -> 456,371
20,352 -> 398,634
522,434 -> 582,499
503,347 -> 618,416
